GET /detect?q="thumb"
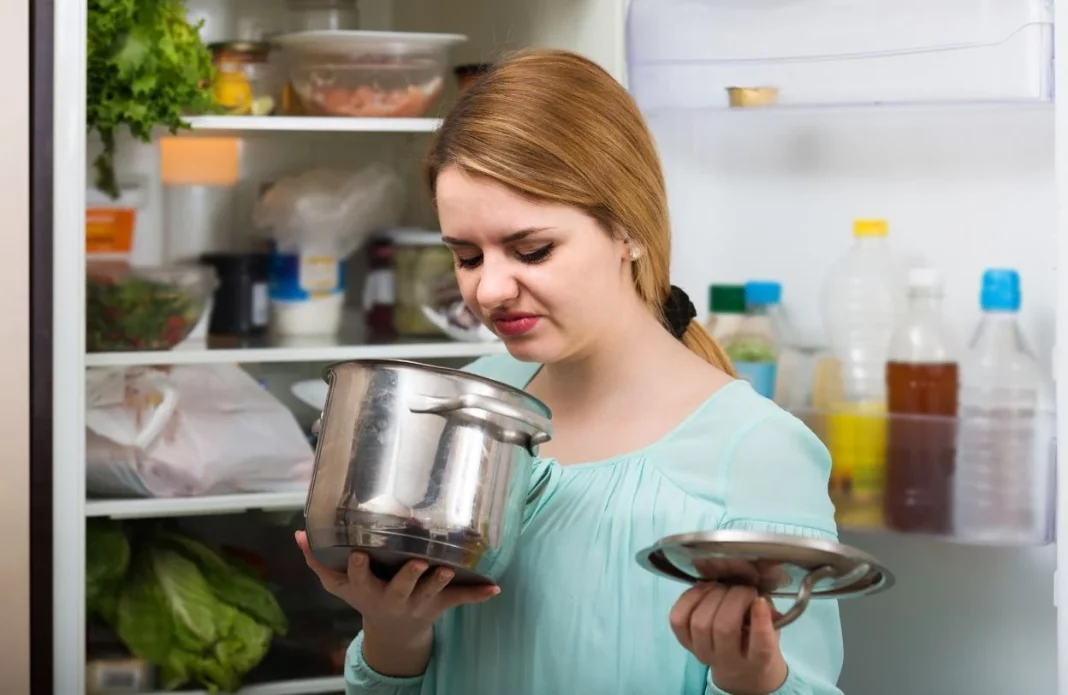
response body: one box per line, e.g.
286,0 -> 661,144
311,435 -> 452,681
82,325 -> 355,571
746,597 -> 779,660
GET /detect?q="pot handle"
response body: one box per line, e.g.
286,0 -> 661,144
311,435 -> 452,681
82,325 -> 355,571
766,564 -> 838,630
409,393 -> 554,447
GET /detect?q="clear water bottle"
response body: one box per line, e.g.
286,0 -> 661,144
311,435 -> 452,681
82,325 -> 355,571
819,218 -> 905,525
954,269 -> 1047,543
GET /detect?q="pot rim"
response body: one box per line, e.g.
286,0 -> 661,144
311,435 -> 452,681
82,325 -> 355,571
321,358 -> 551,418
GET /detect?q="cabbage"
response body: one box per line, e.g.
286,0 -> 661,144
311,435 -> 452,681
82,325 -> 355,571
87,521 -> 287,692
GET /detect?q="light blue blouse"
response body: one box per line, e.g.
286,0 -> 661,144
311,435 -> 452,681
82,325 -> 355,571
344,354 -> 844,695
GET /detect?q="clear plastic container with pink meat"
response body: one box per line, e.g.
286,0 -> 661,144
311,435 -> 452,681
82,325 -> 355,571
274,30 -> 468,118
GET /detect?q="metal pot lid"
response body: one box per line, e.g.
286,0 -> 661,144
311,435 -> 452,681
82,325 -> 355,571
636,530 -> 894,601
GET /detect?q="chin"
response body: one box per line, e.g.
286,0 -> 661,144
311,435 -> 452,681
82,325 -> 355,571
500,335 -> 563,365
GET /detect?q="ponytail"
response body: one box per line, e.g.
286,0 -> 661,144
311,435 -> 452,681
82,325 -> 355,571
680,320 -> 736,376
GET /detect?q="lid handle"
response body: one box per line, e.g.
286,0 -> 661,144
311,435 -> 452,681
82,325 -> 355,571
764,564 -> 838,630
408,393 -> 554,449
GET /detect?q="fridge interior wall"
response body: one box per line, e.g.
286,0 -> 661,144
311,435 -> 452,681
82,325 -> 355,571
651,107 -> 1057,694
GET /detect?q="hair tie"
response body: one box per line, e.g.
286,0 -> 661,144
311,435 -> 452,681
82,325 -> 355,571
662,285 -> 697,339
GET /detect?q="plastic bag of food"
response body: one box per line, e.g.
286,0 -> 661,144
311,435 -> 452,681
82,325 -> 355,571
253,164 -> 405,257
85,364 -> 314,498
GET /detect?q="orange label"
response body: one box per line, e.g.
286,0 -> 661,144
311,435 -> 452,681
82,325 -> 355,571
86,207 -> 136,254
159,137 -> 240,186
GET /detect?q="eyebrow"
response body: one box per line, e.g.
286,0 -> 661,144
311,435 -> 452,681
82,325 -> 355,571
441,227 -> 551,247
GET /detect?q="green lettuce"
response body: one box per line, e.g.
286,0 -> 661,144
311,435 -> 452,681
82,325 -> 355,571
88,522 -> 287,693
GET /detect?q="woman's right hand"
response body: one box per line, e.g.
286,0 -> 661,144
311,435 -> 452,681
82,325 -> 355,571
295,530 -> 500,638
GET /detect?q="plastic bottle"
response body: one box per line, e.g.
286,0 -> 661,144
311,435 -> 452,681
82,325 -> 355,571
725,281 -> 781,400
885,268 -> 958,535
954,269 -> 1047,543
704,284 -> 746,343
820,218 -> 904,526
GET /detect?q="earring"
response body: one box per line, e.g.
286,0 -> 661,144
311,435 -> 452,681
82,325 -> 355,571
629,246 -> 642,261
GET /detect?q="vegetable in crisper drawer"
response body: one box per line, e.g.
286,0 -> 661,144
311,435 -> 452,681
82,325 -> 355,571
86,520 -> 289,693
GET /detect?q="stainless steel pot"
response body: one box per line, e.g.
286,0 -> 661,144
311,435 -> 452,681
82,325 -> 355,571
304,359 -> 553,585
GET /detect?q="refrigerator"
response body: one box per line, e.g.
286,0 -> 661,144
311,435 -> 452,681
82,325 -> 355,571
34,0 -> 1068,692
626,0 -> 1064,693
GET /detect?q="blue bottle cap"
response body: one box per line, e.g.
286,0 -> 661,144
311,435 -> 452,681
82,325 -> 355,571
980,269 -> 1021,312
745,281 -> 782,305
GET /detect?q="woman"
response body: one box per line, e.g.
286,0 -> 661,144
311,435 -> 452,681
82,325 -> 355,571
296,49 -> 843,695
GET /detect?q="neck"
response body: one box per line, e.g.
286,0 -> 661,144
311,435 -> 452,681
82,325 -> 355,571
534,299 -> 695,414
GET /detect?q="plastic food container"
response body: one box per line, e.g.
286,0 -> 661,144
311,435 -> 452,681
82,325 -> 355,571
267,248 -> 346,337
86,263 -> 218,352
388,229 -> 454,336
273,31 -> 467,117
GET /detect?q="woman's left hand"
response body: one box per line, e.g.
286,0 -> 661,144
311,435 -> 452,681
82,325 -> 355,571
669,583 -> 788,695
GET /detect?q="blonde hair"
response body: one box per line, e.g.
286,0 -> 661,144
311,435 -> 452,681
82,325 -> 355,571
425,49 -> 735,376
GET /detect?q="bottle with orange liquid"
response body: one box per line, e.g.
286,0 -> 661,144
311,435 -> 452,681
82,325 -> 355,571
885,268 -> 959,534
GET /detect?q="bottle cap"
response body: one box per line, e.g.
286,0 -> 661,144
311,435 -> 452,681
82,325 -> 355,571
745,280 -> 782,305
980,268 -> 1021,312
853,219 -> 888,238
709,284 -> 746,314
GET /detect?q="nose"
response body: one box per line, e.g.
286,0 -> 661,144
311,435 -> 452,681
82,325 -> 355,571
475,254 -> 520,309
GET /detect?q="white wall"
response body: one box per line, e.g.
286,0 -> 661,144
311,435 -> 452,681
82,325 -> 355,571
650,106 -> 1058,695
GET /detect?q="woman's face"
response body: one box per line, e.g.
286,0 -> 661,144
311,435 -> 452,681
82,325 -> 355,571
435,166 -> 636,364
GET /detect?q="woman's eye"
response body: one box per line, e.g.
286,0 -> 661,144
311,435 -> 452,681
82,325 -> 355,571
455,254 -> 483,270
517,243 -> 554,264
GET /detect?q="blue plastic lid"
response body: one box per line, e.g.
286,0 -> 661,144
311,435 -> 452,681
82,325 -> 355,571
745,280 -> 782,305
980,268 -> 1021,312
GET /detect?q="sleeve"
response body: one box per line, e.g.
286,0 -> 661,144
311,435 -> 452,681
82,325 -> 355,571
344,631 -> 426,695
706,411 -> 844,695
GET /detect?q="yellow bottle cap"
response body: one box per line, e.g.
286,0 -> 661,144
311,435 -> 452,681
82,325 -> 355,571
853,219 -> 888,237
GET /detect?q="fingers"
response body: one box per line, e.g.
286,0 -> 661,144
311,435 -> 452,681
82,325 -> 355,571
345,550 -> 386,595
409,566 -> 457,616
295,530 -> 349,592
669,583 -> 712,652
712,586 -> 758,661
384,560 -> 431,603
745,596 -> 780,663
688,585 -> 728,664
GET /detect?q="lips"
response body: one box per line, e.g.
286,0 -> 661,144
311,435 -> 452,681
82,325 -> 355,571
491,313 -> 540,337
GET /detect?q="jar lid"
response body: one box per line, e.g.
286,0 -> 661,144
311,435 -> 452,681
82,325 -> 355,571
636,530 -> 893,629
210,41 -> 272,57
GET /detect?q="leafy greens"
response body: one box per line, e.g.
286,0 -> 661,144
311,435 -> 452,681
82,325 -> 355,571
86,520 -> 288,692
87,0 -> 216,198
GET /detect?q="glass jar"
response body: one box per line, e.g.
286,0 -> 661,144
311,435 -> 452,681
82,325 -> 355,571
210,42 -> 279,116
285,0 -> 359,31
389,229 -> 454,336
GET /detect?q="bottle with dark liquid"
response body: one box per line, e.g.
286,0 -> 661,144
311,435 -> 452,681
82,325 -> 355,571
885,268 -> 959,534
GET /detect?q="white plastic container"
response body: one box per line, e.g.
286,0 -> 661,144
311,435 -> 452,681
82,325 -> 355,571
627,0 -> 1054,110
268,250 -> 346,337
954,269 -> 1052,544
